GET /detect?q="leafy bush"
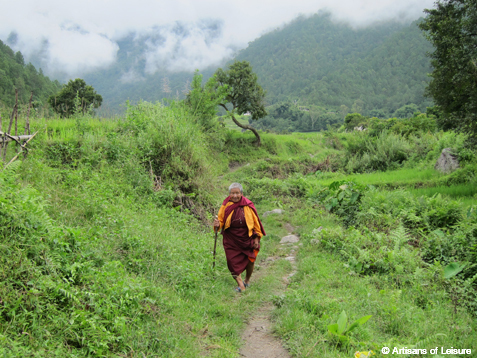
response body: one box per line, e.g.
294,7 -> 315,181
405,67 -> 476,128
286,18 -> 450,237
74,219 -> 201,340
344,131 -> 412,173
308,180 -> 368,227
121,101 -> 219,210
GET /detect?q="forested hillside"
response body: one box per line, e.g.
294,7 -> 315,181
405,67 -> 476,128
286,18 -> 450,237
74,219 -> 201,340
0,40 -> 61,110
83,34 -> 206,112
235,13 -> 433,117
83,12 -> 433,118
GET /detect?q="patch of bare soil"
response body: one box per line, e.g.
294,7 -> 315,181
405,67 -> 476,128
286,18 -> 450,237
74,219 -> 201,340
239,303 -> 290,358
284,223 -> 294,234
239,227 -> 299,358
228,161 -> 250,173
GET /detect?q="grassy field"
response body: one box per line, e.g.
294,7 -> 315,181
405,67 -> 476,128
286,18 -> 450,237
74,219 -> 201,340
1,107 -> 476,357
409,184 -> 477,207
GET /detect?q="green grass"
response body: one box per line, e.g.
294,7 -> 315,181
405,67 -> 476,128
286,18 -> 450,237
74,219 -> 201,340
264,202 -> 477,357
3,109 -> 476,357
307,168 -> 446,188
409,184 -> 477,207
410,183 -> 477,198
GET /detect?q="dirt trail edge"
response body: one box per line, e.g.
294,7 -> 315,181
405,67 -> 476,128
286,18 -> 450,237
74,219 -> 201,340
239,227 -> 299,358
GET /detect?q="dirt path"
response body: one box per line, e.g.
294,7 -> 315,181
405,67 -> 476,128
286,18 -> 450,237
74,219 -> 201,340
238,225 -> 299,358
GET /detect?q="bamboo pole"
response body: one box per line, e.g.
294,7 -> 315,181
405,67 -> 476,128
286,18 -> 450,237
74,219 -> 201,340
0,113 -> 3,154
25,91 -> 32,135
0,132 -> 34,143
14,89 -> 18,136
3,90 -> 19,161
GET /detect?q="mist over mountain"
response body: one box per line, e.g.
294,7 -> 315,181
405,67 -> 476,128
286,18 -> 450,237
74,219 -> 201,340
0,9 -> 434,122
82,12 -> 432,118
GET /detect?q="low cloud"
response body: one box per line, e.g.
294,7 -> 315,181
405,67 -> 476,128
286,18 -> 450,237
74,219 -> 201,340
0,0 -> 436,78
120,68 -> 145,84
143,20 -> 235,73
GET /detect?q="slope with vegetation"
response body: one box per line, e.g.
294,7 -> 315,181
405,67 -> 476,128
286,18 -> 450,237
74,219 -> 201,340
1,93 -> 476,356
0,40 -> 61,115
223,13 -> 433,117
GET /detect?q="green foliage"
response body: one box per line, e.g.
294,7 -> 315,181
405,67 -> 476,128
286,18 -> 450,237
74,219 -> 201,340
0,39 -> 61,112
184,71 -> 227,133
344,113 -> 368,131
48,78 -> 102,117
327,311 -> 372,344
393,103 -> 419,118
443,262 -> 466,279
215,60 -> 267,144
0,163 -> 154,356
343,131 -> 412,173
122,101 -> 217,205
255,102 -> 342,133
309,180 -> 367,227
215,60 -> 267,120
235,14 -> 433,117
420,0 -> 477,137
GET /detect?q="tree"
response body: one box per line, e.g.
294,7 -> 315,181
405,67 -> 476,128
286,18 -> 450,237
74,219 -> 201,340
185,70 -> 227,132
214,61 -> 267,146
393,103 -> 419,118
419,0 -> 477,137
48,78 -> 102,117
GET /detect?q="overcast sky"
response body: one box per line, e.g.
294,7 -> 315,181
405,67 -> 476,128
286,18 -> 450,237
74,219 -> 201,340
0,0 -> 436,77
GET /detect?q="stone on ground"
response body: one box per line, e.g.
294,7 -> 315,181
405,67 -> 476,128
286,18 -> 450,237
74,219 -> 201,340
280,234 -> 299,244
263,209 -> 284,218
435,148 -> 459,173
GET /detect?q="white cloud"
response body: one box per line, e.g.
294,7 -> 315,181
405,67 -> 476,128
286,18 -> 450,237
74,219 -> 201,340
143,21 -> 235,73
0,0 -> 436,76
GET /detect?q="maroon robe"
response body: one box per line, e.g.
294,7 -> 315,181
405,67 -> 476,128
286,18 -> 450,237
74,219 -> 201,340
221,196 -> 265,276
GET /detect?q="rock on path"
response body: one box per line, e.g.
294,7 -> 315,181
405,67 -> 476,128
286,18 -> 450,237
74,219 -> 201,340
280,235 -> 300,244
263,209 -> 284,218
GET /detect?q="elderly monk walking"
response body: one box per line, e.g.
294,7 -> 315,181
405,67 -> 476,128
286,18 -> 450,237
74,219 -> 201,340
213,183 -> 265,292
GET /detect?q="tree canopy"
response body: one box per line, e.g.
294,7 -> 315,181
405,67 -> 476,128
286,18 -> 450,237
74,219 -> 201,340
214,61 -> 267,145
0,40 -> 61,113
48,78 -> 102,117
419,0 -> 477,137
184,71 -> 227,132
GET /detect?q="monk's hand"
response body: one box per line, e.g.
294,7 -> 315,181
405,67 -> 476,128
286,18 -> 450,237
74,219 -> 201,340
253,238 -> 260,249
213,218 -> 220,229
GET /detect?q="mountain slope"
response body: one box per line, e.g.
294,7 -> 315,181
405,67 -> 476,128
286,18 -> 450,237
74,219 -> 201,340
235,13 -> 433,116
0,40 -> 61,111
83,12 -> 433,117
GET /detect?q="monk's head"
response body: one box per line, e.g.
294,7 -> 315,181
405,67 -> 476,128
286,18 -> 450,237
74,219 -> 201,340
229,182 -> 243,203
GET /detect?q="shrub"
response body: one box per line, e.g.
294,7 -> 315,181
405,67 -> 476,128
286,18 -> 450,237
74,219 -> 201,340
356,189 -> 463,232
121,101 -> 218,207
308,180 -> 367,227
344,131 -> 411,173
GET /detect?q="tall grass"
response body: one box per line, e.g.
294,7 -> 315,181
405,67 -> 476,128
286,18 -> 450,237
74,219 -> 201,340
410,184 -> 477,207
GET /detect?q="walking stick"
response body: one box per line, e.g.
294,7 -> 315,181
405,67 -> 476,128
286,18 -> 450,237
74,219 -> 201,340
213,216 -> 218,269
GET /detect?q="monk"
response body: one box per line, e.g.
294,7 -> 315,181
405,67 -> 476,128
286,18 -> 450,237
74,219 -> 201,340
213,182 -> 265,292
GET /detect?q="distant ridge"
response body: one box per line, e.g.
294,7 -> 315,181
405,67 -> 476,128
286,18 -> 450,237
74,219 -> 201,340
235,13 -> 433,116
81,12 -> 433,116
